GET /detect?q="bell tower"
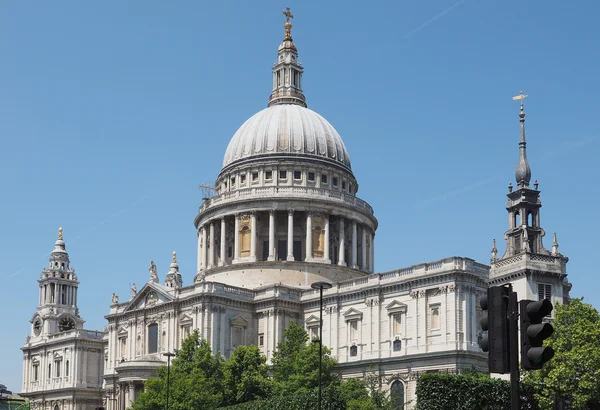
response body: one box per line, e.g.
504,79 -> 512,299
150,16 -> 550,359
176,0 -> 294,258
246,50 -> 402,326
31,227 -> 83,338
489,93 -> 571,304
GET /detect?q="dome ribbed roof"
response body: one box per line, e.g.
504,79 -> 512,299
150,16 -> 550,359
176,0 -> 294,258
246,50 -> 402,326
222,104 -> 352,171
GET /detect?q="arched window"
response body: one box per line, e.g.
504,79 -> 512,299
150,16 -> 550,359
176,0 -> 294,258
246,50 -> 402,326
393,339 -> 402,352
350,345 -> 358,357
391,380 -> 405,410
54,405 -> 60,410
148,324 -> 158,354
515,212 -> 521,228
527,212 -> 533,227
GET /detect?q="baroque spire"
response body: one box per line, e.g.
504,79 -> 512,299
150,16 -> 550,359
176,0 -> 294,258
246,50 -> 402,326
513,91 -> 531,188
50,226 -> 70,269
165,251 -> 182,289
267,8 -> 307,108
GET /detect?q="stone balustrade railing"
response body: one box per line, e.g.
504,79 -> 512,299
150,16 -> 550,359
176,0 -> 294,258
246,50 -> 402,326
199,186 -> 374,216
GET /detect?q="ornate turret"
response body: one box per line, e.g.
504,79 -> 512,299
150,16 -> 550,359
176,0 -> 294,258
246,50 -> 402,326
164,251 -> 182,289
267,8 -> 307,108
32,228 -> 82,338
490,94 -> 569,305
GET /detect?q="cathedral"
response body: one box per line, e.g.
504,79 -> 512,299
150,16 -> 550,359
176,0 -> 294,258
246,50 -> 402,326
20,11 -> 571,410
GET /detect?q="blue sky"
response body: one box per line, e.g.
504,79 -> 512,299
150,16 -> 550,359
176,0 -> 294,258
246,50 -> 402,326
1,0 -> 599,391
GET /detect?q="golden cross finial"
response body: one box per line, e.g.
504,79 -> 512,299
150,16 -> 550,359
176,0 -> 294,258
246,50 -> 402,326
172,251 -> 177,263
58,227 -> 63,240
283,7 -> 294,22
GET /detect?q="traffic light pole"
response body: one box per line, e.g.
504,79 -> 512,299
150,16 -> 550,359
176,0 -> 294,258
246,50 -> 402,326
509,290 -> 520,410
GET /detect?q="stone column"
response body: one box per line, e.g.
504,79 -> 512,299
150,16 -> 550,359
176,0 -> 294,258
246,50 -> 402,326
234,214 -> 240,261
371,232 -> 375,272
201,227 -> 207,270
196,227 -> 202,272
268,210 -> 275,261
324,215 -> 330,262
287,210 -> 294,261
219,217 -> 226,266
338,218 -> 345,266
250,212 -> 257,261
305,212 -> 313,261
208,221 -> 215,268
362,226 -> 367,270
351,221 -> 358,269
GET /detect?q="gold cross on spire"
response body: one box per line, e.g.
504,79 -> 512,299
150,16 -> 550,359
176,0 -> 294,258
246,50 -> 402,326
283,7 -> 294,22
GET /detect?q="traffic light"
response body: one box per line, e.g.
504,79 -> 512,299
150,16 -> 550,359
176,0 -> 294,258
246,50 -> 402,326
520,299 -> 554,370
479,286 -> 511,373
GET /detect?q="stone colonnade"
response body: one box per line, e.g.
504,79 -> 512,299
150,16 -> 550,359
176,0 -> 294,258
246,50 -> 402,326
197,210 -> 375,272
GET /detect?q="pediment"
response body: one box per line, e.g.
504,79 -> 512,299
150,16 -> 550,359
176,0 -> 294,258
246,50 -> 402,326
343,307 -> 363,321
117,326 -> 128,336
231,315 -> 249,327
179,313 -> 193,324
386,300 -> 408,314
125,283 -> 173,312
305,314 -> 320,326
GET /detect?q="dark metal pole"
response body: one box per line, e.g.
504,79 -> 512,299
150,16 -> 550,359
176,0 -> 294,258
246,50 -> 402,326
318,285 -> 323,410
509,290 -> 520,410
166,355 -> 171,410
163,352 -> 175,410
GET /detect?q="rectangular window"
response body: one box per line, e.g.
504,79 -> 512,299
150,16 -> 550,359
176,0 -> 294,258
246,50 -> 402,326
321,174 -> 328,184
349,320 -> 358,341
232,326 -> 244,348
65,360 -> 69,377
538,283 -> 552,301
308,172 -> 315,182
148,324 -> 158,354
430,305 -> 441,331
342,181 -> 347,190
55,360 -> 60,377
333,177 -> 339,187
252,171 -> 259,182
279,170 -> 287,180
258,334 -> 264,347
33,364 -> 39,381
309,326 -> 319,341
294,170 -> 302,180
240,173 -> 246,184
182,326 -> 191,340
48,364 -> 51,379
230,176 -> 236,188
119,337 -> 127,359
265,170 -> 273,180
392,314 -> 402,336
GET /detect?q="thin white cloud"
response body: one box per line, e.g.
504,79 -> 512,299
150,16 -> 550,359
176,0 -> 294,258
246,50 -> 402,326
404,0 -> 470,39
417,176 -> 498,206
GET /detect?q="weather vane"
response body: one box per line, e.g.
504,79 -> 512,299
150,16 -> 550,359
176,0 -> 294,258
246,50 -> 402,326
283,7 -> 294,22
512,91 -> 528,108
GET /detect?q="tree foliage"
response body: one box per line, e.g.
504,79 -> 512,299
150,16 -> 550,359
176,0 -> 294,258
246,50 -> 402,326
132,324 -> 390,410
524,298 -> 600,409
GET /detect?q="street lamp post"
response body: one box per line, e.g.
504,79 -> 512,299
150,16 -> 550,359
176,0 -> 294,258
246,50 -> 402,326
311,281 -> 333,410
163,352 -> 176,410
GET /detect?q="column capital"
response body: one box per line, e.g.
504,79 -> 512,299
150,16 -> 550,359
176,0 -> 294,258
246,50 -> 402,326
288,209 -> 295,216
220,216 -> 226,222
269,209 -> 276,216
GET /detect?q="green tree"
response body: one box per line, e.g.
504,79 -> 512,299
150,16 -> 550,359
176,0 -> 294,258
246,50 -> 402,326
271,321 -> 338,396
223,345 -> 272,405
130,330 -> 224,410
524,298 -> 600,409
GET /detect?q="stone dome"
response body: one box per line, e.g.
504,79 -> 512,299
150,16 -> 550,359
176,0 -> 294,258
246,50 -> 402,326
222,104 -> 352,171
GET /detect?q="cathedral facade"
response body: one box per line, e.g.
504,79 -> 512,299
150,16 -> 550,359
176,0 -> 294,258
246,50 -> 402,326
21,12 -> 571,410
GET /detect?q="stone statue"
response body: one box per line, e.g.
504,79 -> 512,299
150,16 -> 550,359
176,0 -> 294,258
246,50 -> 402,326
112,293 -> 119,304
131,283 -> 137,299
149,260 -> 159,283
